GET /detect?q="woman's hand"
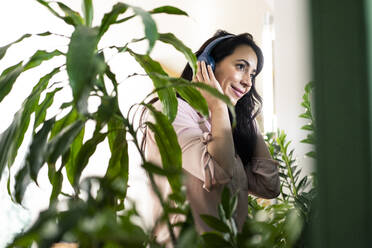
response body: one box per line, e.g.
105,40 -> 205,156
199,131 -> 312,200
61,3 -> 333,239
194,60 -> 225,111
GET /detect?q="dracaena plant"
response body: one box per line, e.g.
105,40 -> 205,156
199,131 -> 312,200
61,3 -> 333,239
0,1 -> 233,247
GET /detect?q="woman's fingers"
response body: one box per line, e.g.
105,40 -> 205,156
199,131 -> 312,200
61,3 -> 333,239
200,61 -> 211,82
195,61 -> 203,82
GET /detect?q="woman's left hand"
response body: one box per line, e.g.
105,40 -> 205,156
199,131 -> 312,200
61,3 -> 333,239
194,60 -> 225,111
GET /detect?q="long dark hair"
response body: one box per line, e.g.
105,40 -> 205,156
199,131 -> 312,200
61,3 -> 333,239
180,30 -> 264,166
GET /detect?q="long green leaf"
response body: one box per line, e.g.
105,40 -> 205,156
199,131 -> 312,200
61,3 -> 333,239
0,62 -> 23,103
0,112 -> 21,180
201,232 -> 231,247
106,119 -> 128,199
27,118 -> 55,184
129,49 -> 178,121
145,104 -> 182,193
158,33 -> 197,75
56,2 -> 84,26
149,6 -> 188,16
23,49 -> 64,71
34,87 -> 62,129
200,215 -> 230,233
49,170 -> 63,204
150,74 -> 209,117
50,108 -> 79,140
46,120 -> 85,164
36,0 -> 77,26
131,6 -> 158,54
0,34 -> 30,60
14,161 -> 31,204
67,26 -> 99,113
82,0 -> 93,27
0,68 -> 60,180
99,2 -> 129,38
142,162 -> 179,176
147,74 -> 234,119
65,127 -> 85,186
72,131 -> 106,187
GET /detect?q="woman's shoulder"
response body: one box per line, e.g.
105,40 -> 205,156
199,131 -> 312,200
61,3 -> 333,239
152,97 -> 203,122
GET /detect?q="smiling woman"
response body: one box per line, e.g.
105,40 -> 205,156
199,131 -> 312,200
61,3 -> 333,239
142,30 -> 280,246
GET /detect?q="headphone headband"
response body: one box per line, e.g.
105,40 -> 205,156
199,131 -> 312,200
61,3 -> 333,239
197,34 -> 234,71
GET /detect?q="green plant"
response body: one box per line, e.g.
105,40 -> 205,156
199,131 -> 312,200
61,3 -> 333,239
0,1 -> 231,247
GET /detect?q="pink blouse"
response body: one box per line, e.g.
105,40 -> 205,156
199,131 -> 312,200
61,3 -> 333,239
145,98 -> 280,245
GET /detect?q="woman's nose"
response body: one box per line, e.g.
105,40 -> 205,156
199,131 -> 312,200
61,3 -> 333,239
241,75 -> 252,88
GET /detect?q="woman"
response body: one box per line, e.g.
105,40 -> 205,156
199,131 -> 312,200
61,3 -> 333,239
143,30 -> 280,244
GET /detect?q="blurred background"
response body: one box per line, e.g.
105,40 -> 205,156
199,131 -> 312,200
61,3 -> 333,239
0,0 -> 313,246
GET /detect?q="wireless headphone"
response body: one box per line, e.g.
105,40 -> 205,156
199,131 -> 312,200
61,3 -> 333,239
197,34 -> 234,71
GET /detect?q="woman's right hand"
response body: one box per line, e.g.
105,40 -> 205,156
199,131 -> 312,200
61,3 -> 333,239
194,60 -> 225,111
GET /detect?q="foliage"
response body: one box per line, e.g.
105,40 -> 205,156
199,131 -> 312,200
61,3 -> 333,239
0,1 -> 316,247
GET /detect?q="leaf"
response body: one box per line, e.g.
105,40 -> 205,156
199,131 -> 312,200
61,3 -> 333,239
65,127 -> 85,186
0,62 -> 23,103
0,68 -> 60,179
36,0 -> 78,26
82,0 -> 93,27
201,232 -> 231,248
301,124 -> 313,131
150,74 -> 208,117
299,110 -> 311,120
217,204 -> 227,222
306,151 -> 316,158
297,176 -> 308,191
46,120 -> 85,164
0,34 -> 31,60
145,104 -> 182,192
305,81 -> 314,93
14,162 -> 31,204
67,26 -> 99,113
49,170 -> 63,204
300,137 -> 315,145
131,6 -> 158,53
149,6 -> 188,16
158,33 -> 196,75
27,118 -> 55,184
56,2 -> 84,26
99,2 -> 129,38
200,215 -> 230,233
142,162 -> 179,176
129,50 -> 177,121
23,49 -> 64,71
229,194 -> 238,218
96,95 -> 117,125
50,108 -> 79,140
34,87 -> 62,129
105,120 -> 128,199
221,186 -> 231,218
72,131 -> 106,187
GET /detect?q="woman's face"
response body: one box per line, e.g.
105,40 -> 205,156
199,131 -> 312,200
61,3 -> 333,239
214,45 -> 258,106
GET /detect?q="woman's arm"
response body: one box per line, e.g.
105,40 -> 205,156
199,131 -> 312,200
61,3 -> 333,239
195,61 -> 237,178
246,125 -> 280,198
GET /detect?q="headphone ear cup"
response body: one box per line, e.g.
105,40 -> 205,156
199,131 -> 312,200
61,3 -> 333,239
197,54 -> 216,71
208,56 -> 216,71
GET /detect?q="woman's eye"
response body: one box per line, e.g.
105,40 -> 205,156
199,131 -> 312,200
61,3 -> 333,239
236,63 -> 246,71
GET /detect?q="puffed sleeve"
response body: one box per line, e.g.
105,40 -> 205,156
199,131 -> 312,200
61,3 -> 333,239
147,99 -> 233,191
245,158 -> 280,199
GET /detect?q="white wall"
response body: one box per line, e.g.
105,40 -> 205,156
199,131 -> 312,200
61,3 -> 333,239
273,0 -> 314,176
